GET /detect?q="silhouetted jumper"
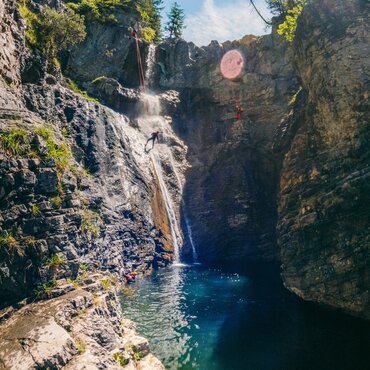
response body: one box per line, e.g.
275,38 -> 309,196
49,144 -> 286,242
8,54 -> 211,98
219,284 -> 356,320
145,131 -> 160,149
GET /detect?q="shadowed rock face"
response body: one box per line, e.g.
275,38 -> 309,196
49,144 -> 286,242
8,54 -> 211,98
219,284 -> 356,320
155,36 -> 297,265
275,0 -> 370,319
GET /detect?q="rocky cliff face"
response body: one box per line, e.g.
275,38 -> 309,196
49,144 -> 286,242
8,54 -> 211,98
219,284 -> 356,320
65,26 -> 299,266
0,0 -> 187,309
275,0 -> 370,319
0,273 -> 164,370
154,37 -> 298,265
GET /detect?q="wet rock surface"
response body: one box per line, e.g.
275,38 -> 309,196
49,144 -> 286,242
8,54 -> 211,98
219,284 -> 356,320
0,0 -> 188,307
0,273 -> 164,370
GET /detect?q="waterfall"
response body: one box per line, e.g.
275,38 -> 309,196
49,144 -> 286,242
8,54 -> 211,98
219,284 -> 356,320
138,94 -> 184,263
166,148 -> 198,263
184,214 -> 198,262
145,45 -> 156,88
138,93 -> 198,264
151,152 -> 182,263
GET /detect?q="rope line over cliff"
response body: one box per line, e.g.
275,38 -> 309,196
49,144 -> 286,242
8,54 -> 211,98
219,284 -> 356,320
133,30 -> 146,92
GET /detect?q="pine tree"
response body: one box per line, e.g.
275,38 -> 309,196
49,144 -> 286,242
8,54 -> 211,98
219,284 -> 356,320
152,0 -> 164,43
165,2 -> 185,39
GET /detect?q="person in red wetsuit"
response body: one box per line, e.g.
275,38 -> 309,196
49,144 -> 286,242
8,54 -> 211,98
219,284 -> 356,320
125,271 -> 136,284
132,28 -> 138,39
235,104 -> 244,121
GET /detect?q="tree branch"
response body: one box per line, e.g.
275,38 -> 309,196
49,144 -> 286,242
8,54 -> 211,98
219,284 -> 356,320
250,0 -> 272,25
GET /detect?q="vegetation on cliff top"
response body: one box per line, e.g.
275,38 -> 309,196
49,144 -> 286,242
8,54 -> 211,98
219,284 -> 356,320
66,0 -> 163,43
19,1 -> 86,57
250,0 -> 308,42
275,0 -> 308,42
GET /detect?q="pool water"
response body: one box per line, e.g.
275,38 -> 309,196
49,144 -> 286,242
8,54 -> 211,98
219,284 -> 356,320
120,264 -> 370,370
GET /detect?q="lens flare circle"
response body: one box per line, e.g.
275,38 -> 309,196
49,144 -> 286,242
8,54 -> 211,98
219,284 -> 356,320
220,50 -> 244,80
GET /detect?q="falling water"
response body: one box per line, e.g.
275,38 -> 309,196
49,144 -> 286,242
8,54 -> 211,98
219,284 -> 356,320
138,93 -> 184,263
151,152 -> 182,263
145,45 -> 157,88
184,214 -> 198,262
166,148 -> 198,263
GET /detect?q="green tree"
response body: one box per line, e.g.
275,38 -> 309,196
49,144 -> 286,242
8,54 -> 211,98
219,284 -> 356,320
165,2 -> 185,39
249,0 -> 307,42
276,0 -> 307,42
38,7 -> 87,58
135,0 -> 163,43
152,0 -> 164,43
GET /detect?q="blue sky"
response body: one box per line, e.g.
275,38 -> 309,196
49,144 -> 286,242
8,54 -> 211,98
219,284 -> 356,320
161,0 -> 272,46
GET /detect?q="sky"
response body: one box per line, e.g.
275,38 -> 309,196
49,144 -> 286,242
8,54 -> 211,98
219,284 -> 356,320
161,0 -> 272,46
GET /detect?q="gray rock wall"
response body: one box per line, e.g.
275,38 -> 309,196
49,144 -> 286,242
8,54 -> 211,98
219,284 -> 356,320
156,36 -> 297,265
0,0 -> 187,306
276,0 -> 370,319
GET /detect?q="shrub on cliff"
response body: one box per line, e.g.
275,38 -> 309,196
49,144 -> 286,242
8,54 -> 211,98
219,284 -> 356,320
19,2 -> 86,58
275,0 -> 307,42
38,7 -> 87,57
67,0 -> 163,43
135,0 -> 163,43
250,0 -> 308,42
66,0 -> 128,24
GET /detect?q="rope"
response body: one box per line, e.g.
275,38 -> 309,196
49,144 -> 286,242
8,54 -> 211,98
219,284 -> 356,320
134,34 -> 146,93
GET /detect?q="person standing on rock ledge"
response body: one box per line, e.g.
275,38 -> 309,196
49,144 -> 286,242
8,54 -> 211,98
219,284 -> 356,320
145,131 -> 161,151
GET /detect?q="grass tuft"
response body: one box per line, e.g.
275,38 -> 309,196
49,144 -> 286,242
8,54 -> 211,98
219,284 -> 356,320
65,78 -> 99,103
44,254 -> 66,268
81,210 -> 101,237
0,232 -> 24,257
0,128 -> 30,156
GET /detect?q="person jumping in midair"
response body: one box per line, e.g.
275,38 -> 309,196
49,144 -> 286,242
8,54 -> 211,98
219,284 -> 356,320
145,131 -> 160,150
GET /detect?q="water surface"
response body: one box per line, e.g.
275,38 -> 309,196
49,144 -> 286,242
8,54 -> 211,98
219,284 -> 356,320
120,265 -> 370,370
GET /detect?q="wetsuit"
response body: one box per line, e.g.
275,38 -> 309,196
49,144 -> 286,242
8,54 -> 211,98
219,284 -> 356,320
235,105 -> 243,120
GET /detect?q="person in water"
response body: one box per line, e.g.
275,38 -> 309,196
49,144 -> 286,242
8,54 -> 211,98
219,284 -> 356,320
235,104 -> 244,121
125,272 -> 135,284
145,131 -> 160,150
125,271 -> 136,284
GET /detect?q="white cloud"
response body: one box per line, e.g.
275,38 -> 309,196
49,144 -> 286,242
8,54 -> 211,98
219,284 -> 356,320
182,0 -> 271,46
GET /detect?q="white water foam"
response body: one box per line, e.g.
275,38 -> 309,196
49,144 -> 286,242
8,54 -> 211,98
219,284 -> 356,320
151,152 -> 182,263
166,147 -> 199,263
145,45 -> 157,88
